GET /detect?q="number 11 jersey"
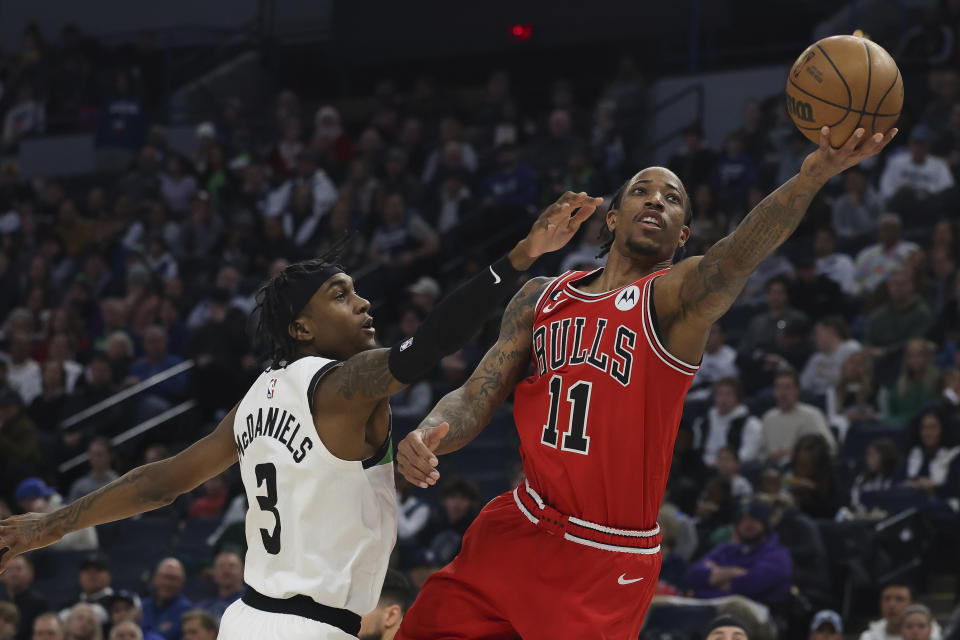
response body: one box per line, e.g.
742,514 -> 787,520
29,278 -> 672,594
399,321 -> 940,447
232,356 -> 396,616
512,269 -> 699,532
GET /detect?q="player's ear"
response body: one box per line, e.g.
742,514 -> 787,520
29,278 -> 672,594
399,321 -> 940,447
605,205 -> 618,234
384,604 -> 403,629
287,319 -> 311,342
678,225 -> 691,247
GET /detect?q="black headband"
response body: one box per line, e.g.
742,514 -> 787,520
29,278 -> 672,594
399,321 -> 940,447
281,265 -> 344,325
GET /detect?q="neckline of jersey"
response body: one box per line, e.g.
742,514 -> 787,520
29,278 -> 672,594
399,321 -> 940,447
564,267 -> 668,301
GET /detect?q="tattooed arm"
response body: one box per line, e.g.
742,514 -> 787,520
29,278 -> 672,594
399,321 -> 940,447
0,406 -> 238,572
397,278 -> 548,488
655,126 -> 897,364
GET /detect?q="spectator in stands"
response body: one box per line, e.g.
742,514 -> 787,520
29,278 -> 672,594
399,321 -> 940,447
711,131 -> 756,216
694,476 -> 735,554
31,613 -> 64,640
63,603 -> 101,640
668,122 -> 718,191
531,109 -> 584,177
559,214 -> 606,273
859,584 -> 931,640
29,359 -> 70,431
688,323 -> 740,402
105,591 -> 160,640
801,316 -> 862,395
177,191 -> 223,275
310,105 -> 353,176
790,252 -> 847,322
759,369 -> 836,462
901,604 -> 939,640
849,437 -> 900,516
736,276 -> 808,394
66,440 -> 117,505
96,71 -> 146,155
4,331 -> 41,406
783,434 -> 841,518
158,156 -> 196,216
831,165 -> 883,242
396,469 -> 430,557
368,191 -> 439,275
864,271 -> 934,377
928,273 -> 960,350
0,388 -> 41,483
0,555 -> 47,640
267,115 -> 304,179
422,117 -> 478,185
899,409 -> 959,495
828,349 -> 881,430
704,615 -> 750,640
117,150 -> 163,210
481,143 -> 538,211
809,610 -> 844,640
685,499 -> 793,604
0,602 -> 17,640
853,214 -> 920,297
179,611 -> 216,640
196,551 -> 243,622
880,125 -> 955,209
418,476 -> 480,567
187,474 -> 228,518
141,559 -> 191,640
128,325 -> 186,412
107,622 -> 141,640
691,378 -> 762,466
358,568 -> 410,640
883,339 -> 940,426
714,446 -> 753,501
264,148 -> 337,247
2,84 -> 45,151
59,551 -> 112,625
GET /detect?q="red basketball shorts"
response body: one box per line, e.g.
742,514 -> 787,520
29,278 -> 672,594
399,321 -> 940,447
395,485 -> 662,640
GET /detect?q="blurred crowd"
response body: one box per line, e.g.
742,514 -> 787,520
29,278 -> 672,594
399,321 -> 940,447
0,6 -> 960,640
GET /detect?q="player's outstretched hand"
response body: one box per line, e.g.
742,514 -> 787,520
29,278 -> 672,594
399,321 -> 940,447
518,191 -> 603,260
397,422 -> 450,489
800,126 -> 898,183
0,512 -> 59,575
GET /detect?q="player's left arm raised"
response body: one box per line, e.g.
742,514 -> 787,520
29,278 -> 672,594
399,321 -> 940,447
661,127 -> 896,333
0,406 -> 240,574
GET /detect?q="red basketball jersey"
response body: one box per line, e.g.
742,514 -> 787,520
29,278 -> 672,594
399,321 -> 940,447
513,268 -> 699,531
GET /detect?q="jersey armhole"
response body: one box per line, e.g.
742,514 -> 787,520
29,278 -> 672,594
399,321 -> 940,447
644,277 -> 701,374
307,360 -> 343,413
361,413 -> 393,470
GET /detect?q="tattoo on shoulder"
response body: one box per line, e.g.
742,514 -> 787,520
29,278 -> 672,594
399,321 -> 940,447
334,349 -> 395,401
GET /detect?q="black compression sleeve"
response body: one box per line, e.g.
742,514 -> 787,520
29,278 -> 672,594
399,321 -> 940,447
388,254 -> 523,384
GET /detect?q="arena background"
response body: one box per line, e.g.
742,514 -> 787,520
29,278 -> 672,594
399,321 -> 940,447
0,0 -> 958,638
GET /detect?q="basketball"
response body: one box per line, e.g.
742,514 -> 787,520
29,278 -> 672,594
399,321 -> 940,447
785,35 -> 903,147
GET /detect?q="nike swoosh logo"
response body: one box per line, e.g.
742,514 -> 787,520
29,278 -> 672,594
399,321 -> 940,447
618,574 -> 644,585
489,265 -> 502,284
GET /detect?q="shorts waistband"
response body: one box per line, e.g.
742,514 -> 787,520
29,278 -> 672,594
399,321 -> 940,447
241,584 -> 360,636
513,479 -> 662,554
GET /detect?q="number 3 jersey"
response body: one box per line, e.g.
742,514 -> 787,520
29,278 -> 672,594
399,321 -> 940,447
232,356 -> 396,616
513,269 -> 699,532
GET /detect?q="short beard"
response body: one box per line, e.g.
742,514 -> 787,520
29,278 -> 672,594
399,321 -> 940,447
358,633 -> 382,640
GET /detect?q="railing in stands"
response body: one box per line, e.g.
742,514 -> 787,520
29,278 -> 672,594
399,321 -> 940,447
58,359 -> 195,431
643,82 -> 705,160
59,399 -> 198,474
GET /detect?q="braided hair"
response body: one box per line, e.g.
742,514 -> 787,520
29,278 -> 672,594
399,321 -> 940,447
597,173 -> 694,258
253,241 -> 348,369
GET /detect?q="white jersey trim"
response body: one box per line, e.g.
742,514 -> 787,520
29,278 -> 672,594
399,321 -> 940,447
563,533 -> 662,555
640,276 -> 699,376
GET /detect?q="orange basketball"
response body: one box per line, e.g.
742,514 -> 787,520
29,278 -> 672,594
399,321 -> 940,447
785,35 -> 903,148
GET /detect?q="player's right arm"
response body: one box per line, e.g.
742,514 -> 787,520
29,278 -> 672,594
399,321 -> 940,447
0,406 -> 240,573
396,277 -> 548,488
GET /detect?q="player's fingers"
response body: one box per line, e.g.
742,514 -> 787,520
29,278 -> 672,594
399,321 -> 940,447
818,126 -> 831,152
875,127 -> 899,151
422,422 -> 449,452
569,198 -> 603,227
396,450 -> 437,487
841,127 -> 865,154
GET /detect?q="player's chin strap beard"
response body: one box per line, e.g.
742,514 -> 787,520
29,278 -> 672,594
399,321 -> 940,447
280,265 -> 345,327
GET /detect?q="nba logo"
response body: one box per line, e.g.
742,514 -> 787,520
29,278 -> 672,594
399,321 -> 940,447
267,378 -> 277,399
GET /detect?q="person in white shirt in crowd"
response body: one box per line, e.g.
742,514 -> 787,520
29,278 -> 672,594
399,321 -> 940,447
809,609 -> 845,640
801,316 -> 862,395
67,439 -> 119,505
263,148 -> 338,245
853,213 -> 920,297
900,410 -> 960,500
879,125 -> 954,204
760,369 -> 836,463
687,323 -> 740,402
814,226 -> 857,294
559,214 -> 607,273
859,584 -> 941,640
395,470 -> 430,547
691,378 -> 763,466
831,165 -> 883,242
847,437 -> 899,516
1,332 -> 41,406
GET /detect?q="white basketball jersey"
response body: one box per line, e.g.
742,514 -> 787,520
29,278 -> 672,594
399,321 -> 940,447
233,356 -> 397,616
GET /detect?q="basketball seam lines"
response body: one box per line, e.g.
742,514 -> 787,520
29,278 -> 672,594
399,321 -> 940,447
787,77 -> 899,118
872,69 -> 901,132
816,43 -> 853,109
854,41 -> 872,133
